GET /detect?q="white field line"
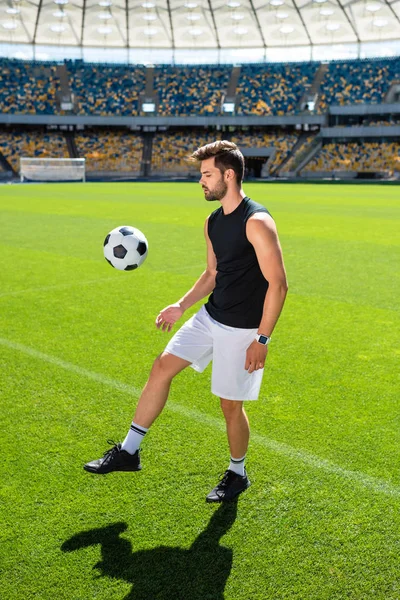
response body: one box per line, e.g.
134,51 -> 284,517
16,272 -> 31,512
0,264 -> 206,300
0,276 -> 116,299
1,336 -> 399,499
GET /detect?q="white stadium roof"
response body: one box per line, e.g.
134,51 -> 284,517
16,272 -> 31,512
0,0 -> 400,61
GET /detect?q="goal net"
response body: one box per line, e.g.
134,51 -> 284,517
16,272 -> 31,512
20,158 -> 86,182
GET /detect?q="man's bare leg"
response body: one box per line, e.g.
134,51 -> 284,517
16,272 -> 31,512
133,352 -> 191,428
220,399 -> 250,461
83,352 -> 190,474
205,398 -> 250,502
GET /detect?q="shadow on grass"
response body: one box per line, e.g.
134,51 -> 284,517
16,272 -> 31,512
61,501 -> 237,600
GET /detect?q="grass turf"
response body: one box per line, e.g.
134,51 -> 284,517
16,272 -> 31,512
0,182 -> 399,600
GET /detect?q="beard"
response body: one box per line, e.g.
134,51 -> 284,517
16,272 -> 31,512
203,178 -> 228,202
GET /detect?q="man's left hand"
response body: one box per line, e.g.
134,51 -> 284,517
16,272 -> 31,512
245,340 -> 268,373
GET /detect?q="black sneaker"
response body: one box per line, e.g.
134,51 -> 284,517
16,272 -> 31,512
206,469 -> 250,503
83,441 -> 141,475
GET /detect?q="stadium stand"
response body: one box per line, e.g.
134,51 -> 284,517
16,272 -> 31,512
363,117 -> 400,126
237,63 -> 319,116
304,141 -> 400,175
67,61 -> 146,116
1,58 -> 400,117
232,129 -> 299,172
154,66 -> 230,116
318,58 -> 400,111
151,130 -> 222,175
74,129 -> 143,173
0,59 -> 60,114
0,57 -> 399,182
0,129 -> 69,172
280,134 -> 316,174
151,129 -> 299,176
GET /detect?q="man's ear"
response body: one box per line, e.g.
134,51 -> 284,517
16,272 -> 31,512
225,168 -> 235,181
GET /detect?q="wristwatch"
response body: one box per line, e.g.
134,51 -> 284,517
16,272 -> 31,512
255,334 -> 271,346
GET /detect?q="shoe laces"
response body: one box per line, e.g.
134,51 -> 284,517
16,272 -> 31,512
103,440 -> 121,458
218,470 -> 235,489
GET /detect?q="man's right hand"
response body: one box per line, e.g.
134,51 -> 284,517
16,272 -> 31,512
155,303 -> 185,332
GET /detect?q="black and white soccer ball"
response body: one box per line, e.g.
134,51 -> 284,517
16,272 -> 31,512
103,225 -> 148,271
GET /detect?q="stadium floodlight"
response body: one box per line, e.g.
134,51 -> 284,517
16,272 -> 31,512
20,158 -> 86,183
280,24 -> 294,33
50,24 -> 67,32
366,2 -> 381,11
98,26 -> 113,34
373,18 -> 388,27
320,8 -> 334,15
3,21 -> 18,29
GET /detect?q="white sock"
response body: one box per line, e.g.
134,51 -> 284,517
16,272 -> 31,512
229,454 -> 246,477
121,422 -> 148,455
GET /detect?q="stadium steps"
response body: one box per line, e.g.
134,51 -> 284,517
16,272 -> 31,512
145,66 -> 154,95
64,131 -> 79,158
296,85 -> 315,112
0,148 -> 16,177
295,136 -> 322,175
142,132 -> 153,177
311,63 -> 329,112
56,64 -> 75,113
139,67 -> 158,114
221,66 -> 241,114
275,132 -> 310,176
385,81 -> 400,103
310,63 -> 329,95
227,67 -> 241,97
296,63 -> 328,112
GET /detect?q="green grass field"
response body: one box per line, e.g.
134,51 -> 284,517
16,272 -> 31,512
1,182 -> 399,600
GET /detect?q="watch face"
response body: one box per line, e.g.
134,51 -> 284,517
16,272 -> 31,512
258,335 -> 269,345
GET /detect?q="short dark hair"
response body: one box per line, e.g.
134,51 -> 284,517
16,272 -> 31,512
191,140 -> 244,187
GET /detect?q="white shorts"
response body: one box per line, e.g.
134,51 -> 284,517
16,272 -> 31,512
165,305 -> 264,401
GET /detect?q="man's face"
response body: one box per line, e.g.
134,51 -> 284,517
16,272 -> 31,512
199,157 -> 228,202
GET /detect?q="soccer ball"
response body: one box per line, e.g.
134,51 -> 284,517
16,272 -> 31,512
103,225 -> 148,271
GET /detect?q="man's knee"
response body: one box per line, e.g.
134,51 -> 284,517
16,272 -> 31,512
220,398 -> 244,421
150,352 -> 189,381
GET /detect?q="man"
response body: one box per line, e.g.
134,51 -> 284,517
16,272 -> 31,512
84,140 -> 288,503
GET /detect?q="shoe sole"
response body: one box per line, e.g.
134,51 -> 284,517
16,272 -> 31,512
83,465 -> 142,474
205,480 -> 251,503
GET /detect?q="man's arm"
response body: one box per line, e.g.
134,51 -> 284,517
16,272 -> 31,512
244,212 -> 288,372
155,218 -> 217,332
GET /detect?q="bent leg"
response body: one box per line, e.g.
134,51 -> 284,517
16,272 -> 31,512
83,352 -> 190,474
133,352 -> 191,429
220,398 -> 250,459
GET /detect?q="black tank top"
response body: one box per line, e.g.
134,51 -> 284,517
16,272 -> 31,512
205,196 -> 271,329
